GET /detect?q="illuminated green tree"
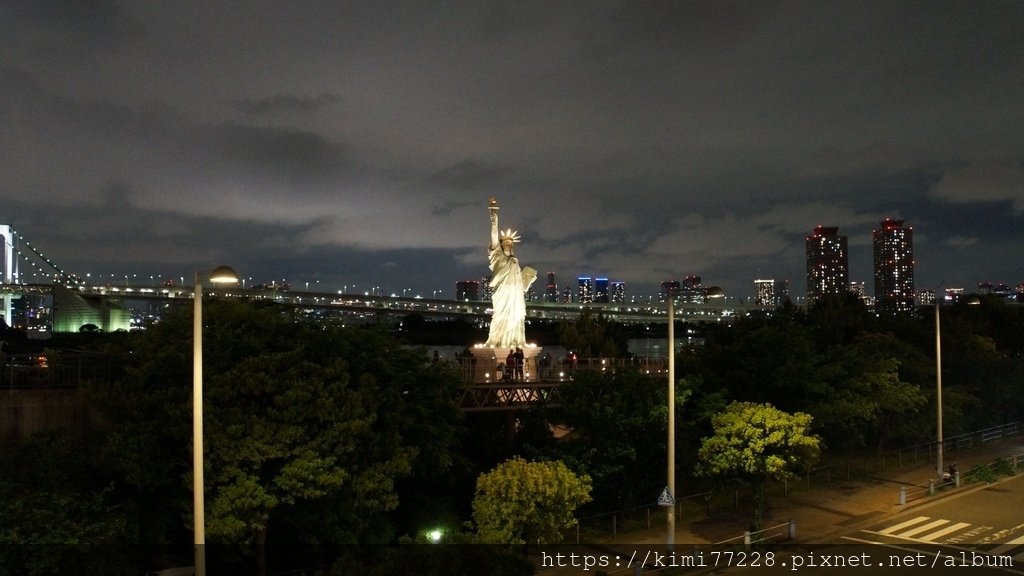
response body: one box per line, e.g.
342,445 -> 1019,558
472,457 -> 592,546
697,402 -> 820,530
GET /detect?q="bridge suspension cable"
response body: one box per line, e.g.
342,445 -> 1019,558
7,228 -> 80,285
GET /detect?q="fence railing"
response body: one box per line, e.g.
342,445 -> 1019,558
602,521 -> 796,575
792,422 -> 1021,491
899,452 -> 1024,505
574,422 -> 1022,544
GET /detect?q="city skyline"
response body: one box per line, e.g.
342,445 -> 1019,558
2,2 -> 1022,299
4,216 -> 1018,305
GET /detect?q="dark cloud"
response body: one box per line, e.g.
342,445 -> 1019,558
428,159 -> 513,192
195,123 -> 348,182
1,0 -> 142,53
1,1 -> 1022,299
231,93 -> 342,117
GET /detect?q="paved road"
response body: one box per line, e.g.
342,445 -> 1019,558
535,440 -> 1024,575
836,473 -> 1024,571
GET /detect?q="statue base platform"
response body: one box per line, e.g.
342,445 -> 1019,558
469,344 -> 543,383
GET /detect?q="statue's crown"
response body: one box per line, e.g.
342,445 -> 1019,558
499,228 -> 521,243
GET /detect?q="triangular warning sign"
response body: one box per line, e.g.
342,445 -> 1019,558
657,486 -> 674,507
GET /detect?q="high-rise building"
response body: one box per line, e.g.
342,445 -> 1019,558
577,277 -> 593,303
456,280 -> 480,301
873,218 -> 914,316
561,287 -> 574,303
806,226 -> 849,302
980,282 -> 1013,300
660,280 -> 680,303
481,276 -> 493,302
610,281 -> 625,303
917,289 -> 936,306
849,281 -> 871,305
945,287 -> 964,303
776,279 -> 791,304
595,278 -> 609,303
754,279 -> 775,306
545,272 -> 558,302
680,275 -> 704,303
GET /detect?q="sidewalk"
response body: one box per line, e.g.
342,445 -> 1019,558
535,438 -> 1024,574
743,437 -> 1024,545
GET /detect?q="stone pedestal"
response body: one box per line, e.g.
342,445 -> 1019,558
468,344 -> 543,383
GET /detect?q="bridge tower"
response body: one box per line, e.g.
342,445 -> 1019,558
0,225 -> 17,325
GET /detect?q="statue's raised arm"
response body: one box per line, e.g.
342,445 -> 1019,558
485,197 -> 535,348
488,197 -> 500,249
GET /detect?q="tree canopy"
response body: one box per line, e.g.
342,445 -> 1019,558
91,299 -> 465,574
697,401 -> 820,529
472,456 -> 592,546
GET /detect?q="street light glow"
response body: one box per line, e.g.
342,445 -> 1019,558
194,265 -> 239,576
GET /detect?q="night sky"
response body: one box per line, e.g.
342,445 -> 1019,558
2,1 -> 1022,300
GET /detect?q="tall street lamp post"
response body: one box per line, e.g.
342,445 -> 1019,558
935,299 -> 943,481
194,265 -> 240,576
666,292 -> 676,547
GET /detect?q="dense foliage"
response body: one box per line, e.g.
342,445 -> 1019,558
697,401 -> 821,528
472,456 -> 592,546
4,293 -> 1022,573
89,299 -> 467,574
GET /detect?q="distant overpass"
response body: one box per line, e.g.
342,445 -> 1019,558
1,281 -> 775,332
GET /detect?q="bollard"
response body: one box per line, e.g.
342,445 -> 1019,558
928,479 -> 935,495
899,486 -> 906,505
744,531 -> 751,550
789,520 -> 796,541
954,471 -> 960,488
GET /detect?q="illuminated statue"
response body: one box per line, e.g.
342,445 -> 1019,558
485,197 -> 537,348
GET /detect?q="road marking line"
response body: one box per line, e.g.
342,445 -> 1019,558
919,522 -> 971,542
880,516 -> 932,534
898,519 -> 951,538
990,533 -> 1024,555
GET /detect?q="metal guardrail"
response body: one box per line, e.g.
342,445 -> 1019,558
458,381 -> 564,412
786,422 -> 1023,491
601,521 -> 796,575
899,452 -> 1024,505
573,423 -> 1022,544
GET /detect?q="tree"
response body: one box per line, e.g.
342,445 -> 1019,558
92,299 -> 464,574
697,402 -> 820,530
813,334 -> 929,451
557,308 -> 627,358
472,457 -> 592,546
700,320 -> 823,414
550,368 -> 686,510
0,430 -> 135,576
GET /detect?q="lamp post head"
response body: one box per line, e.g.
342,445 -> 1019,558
207,266 -> 240,285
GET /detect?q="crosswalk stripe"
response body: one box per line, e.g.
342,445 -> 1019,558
880,516 -> 931,534
898,519 -> 951,538
918,522 -> 970,542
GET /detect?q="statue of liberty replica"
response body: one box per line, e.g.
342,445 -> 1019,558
485,197 -> 537,347
468,198 -> 541,384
